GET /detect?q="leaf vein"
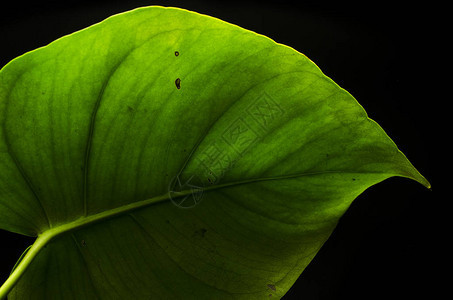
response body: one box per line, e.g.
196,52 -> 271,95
3,145 -> 51,230
82,61 -> 123,216
70,233 -> 102,299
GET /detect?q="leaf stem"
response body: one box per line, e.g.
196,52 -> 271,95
0,232 -> 52,299
0,191 -> 179,298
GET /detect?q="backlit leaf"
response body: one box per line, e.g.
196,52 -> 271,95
0,6 -> 429,299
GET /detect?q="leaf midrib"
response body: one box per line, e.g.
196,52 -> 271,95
0,169 -> 396,299
44,169 -> 398,241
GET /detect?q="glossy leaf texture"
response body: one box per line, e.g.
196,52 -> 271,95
0,6 -> 429,299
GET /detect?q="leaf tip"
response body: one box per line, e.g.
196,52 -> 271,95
404,167 -> 431,190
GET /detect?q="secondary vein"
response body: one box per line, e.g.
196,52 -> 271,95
82,59 -> 128,217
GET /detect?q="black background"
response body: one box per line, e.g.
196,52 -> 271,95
0,1 -> 441,299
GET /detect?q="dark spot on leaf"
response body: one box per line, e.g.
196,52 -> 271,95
127,105 -> 134,112
175,51 -> 179,56
193,228 -> 207,238
81,240 -> 86,247
165,219 -> 170,224
207,177 -> 213,184
267,284 -> 276,291
175,78 -> 181,89
352,178 -> 356,181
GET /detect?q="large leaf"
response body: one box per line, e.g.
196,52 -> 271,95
0,6 -> 429,299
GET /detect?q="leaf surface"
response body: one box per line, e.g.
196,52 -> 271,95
0,6 -> 429,299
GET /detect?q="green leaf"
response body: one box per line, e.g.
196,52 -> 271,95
0,6 -> 429,299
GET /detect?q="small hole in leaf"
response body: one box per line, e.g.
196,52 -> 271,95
175,78 -> 181,89
175,51 -> 179,56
